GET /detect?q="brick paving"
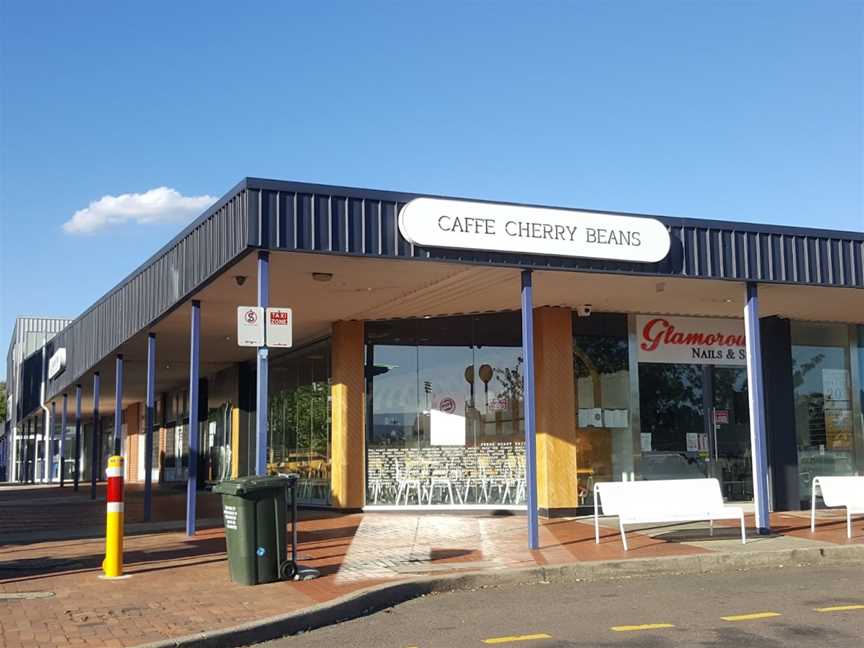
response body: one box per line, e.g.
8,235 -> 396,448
1,484 -> 861,647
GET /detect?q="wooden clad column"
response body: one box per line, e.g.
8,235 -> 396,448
230,407 -> 241,479
533,306 -> 579,517
124,403 -> 141,482
331,320 -> 365,510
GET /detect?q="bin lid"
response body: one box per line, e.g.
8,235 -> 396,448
212,474 -> 299,496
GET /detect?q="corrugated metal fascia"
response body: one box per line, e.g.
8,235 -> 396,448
46,184 -> 250,398
6,316 -> 72,358
244,177 -> 864,243
247,181 -> 863,289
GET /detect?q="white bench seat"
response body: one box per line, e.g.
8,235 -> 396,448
594,478 -> 746,551
810,476 -> 864,539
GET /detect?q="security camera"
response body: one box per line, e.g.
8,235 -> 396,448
234,275 -> 247,287
576,304 -> 592,317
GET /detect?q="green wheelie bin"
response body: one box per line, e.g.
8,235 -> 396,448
213,474 -> 297,586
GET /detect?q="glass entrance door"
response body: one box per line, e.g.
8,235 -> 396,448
638,363 -> 752,501
709,367 -> 752,501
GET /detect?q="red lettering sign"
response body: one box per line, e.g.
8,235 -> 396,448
640,317 -> 745,352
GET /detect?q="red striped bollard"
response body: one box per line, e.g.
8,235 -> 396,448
102,455 -> 125,578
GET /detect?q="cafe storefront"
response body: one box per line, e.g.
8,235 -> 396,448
361,308 -> 863,513
11,178 -> 863,529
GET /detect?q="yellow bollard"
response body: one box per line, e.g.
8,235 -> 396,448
102,455 -> 125,578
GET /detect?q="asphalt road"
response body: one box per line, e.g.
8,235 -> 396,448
255,564 -> 864,647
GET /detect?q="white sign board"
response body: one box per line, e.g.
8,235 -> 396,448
265,307 -> 293,348
48,348 -> 67,379
236,306 -> 264,347
636,315 -> 746,365
429,409 -> 466,446
398,197 -> 671,263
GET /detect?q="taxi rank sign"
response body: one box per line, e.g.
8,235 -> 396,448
397,197 -> 671,263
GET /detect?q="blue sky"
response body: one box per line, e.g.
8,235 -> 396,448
1,1 -> 862,341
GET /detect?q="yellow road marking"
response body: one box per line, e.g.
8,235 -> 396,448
815,604 -> 864,612
721,612 -> 781,622
482,634 -> 552,644
611,624 -> 675,632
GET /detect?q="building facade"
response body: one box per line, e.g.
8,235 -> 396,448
6,178 -> 863,519
3,316 -> 73,482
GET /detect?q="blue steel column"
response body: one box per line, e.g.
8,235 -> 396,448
30,419 -> 35,483
24,420 -> 29,483
256,251 -> 269,476
31,418 -> 37,484
50,400 -> 56,483
60,397 -> 67,486
144,333 -> 156,522
744,282 -> 771,534
22,420 -> 27,483
186,301 -> 201,536
74,385 -> 82,491
520,270 -> 540,550
91,372 -> 100,499
113,355 -> 124,455
42,344 -> 49,483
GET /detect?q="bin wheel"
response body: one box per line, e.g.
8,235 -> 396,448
280,561 -> 297,580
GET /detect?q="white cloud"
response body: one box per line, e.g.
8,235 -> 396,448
62,187 -> 217,234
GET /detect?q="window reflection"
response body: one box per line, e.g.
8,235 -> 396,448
792,322 -> 859,505
367,313 -> 525,507
572,314 -> 631,505
268,340 -> 332,505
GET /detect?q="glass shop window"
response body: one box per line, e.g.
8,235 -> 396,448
366,313 -> 525,507
572,313 -> 631,506
268,340 -> 332,505
792,322 -> 860,505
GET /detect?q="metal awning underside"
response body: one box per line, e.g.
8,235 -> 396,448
43,177 -> 864,399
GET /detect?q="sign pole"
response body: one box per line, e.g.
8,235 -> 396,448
256,251 -> 269,476
520,270 -> 540,550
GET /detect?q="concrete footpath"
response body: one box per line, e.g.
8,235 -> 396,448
1,484 -> 862,648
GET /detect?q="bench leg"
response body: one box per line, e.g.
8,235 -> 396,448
740,513 -> 746,544
811,478 -> 818,533
594,494 -> 600,544
619,519 -> 628,551
709,519 -> 714,537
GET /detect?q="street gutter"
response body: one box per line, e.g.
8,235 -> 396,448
135,543 -> 864,648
